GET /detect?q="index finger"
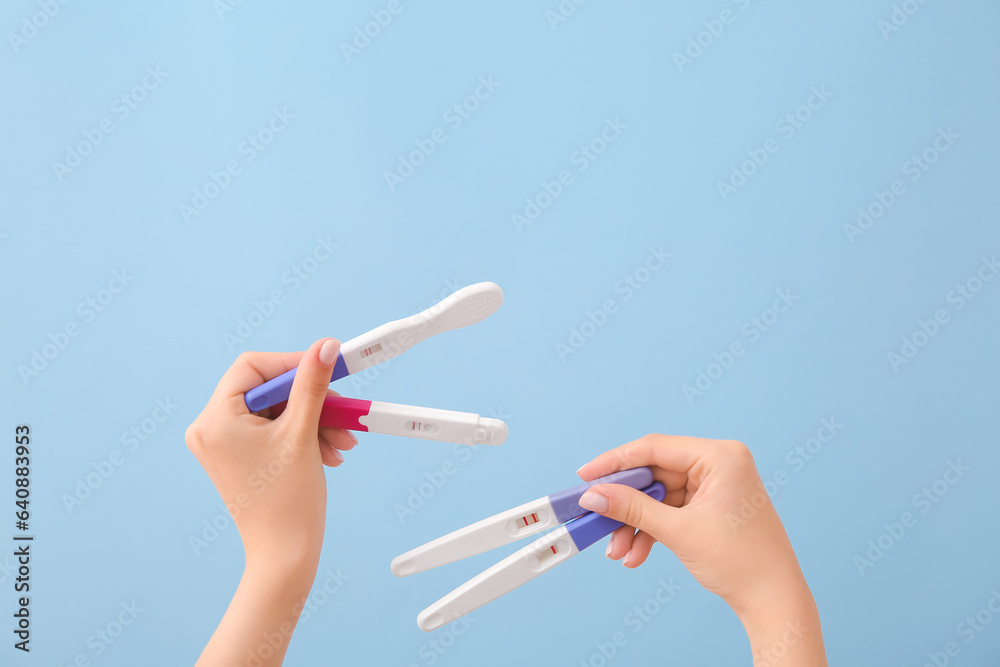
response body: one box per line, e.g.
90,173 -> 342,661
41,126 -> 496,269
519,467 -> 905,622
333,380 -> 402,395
577,433 -> 710,482
212,350 -> 306,406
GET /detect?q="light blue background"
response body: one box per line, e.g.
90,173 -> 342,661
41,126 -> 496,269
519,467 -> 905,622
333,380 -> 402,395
2,0 -> 998,665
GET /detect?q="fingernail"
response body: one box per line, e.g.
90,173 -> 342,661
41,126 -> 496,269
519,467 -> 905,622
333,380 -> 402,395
605,535 -> 615,558
346,430 -> 359,444
622,550 -> 631,567
576,464 -> 586,474
329,444 -> 344,462
579,491 -> 609,513
319,339 -> 340,366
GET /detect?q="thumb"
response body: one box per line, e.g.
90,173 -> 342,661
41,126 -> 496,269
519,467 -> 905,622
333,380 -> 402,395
579,483 -> 683,549
282,338 -> 340,437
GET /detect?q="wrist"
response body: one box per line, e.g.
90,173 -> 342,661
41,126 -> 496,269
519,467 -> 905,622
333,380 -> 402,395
735,576 -> 828,667
245,543 -> 321,596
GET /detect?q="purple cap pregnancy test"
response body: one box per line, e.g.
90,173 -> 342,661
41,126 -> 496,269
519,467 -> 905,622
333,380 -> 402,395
390,467 -> 655,577
405,479 -> 667,632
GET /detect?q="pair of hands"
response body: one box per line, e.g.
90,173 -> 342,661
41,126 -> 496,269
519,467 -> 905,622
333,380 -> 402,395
187,339 -> 826,666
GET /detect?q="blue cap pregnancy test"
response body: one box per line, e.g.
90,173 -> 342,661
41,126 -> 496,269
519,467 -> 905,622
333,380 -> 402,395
390,468 -> 666,631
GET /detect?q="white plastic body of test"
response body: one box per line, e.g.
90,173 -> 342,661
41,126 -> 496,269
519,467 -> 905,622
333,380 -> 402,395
391,496 -> 558,577
339,282 -> 503,375
362,401 -> 507,446
416,526 -> 579,632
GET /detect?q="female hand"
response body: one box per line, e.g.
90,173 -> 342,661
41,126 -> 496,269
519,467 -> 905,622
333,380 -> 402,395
186,338 -> 357,666
577,434 -> 827,666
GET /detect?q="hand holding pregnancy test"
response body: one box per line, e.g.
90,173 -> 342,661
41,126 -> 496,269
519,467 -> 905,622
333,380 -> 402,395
392,467 -> 665,631
244,282 -> 506,445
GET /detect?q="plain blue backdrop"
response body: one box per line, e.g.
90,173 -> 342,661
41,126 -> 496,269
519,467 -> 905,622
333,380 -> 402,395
2,1 -> 998,665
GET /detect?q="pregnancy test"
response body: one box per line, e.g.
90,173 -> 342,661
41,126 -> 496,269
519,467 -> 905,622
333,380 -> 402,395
319,395 -> 507,446
244,282 -> 503,412
416,481 -> 667,631
390,467 -> 654,577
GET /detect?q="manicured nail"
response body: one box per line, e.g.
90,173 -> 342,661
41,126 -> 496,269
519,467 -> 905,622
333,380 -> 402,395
579,491 -> 608,513
329,444 -> 344,462
605,535 -> 615,558
346,430 -> 359,444
622,550 -> 631,567
319,339 -> 340,366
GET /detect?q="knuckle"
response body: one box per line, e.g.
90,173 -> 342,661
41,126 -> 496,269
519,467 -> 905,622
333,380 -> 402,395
306,376 -> 330,395
724,439 -> 756,466
638,432 -> 667,454
623,498 -> 645,529
184,422 -> 204,454
612,448 -> 631,471
278,418 -> 313,443
293,370 -> 330,399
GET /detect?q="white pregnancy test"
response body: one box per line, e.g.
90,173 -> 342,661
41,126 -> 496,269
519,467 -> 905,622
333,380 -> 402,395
318,396 -> 508,446
245,282 -> 503,412
417,526 -> 580,632
414,480 -> 667,632
390,468 -> 654,577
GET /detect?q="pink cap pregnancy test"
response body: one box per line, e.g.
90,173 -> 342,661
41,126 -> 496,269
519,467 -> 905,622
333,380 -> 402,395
319,395 -> 507,446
